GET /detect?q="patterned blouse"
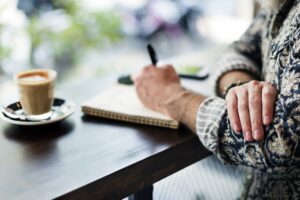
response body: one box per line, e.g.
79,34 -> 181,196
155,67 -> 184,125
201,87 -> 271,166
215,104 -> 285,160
196,1 -> 300,197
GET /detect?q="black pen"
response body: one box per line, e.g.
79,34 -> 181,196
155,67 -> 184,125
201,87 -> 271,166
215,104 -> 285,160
118,44 -> 209,85
118,44 -> 158,85
147,44 -> 158,65
146,44 -> 209,80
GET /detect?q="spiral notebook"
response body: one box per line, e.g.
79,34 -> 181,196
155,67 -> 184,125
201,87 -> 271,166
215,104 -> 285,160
81,83 -> 179,129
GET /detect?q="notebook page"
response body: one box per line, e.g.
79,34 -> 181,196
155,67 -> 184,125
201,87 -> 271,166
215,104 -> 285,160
82,83 -> 174,120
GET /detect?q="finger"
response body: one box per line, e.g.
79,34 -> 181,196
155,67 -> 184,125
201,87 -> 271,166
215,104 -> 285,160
135,80 -> 147,100
237,87 -> 253,141
140,67 -> 149,77
225,89 -> 242,133
262,84 -> 277,125
134,76 -> 140,85
160,64 -> 176,74
142,65 -> 154,72
144,64 -> 156,68
131,74 -> 138,82
248,81 -> 264,141
164,65 -> 180,82
165,64 -> 176,71
141,66 -> 157,78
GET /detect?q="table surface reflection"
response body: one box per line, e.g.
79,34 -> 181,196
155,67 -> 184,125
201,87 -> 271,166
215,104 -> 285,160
0,76 -> 211,199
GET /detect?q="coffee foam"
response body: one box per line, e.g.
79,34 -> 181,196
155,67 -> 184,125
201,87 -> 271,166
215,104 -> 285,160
19,75 -> 47,82
15,69 -> 56,87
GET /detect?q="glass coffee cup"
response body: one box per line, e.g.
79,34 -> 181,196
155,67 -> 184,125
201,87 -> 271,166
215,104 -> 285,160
14,69 -> 57,121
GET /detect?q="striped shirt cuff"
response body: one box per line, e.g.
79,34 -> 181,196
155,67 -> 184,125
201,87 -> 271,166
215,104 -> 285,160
196,96 -> 227,163
212,51 -> 261,96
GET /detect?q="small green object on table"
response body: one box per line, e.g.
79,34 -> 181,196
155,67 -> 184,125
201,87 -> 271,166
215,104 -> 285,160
118,75 -> 134,85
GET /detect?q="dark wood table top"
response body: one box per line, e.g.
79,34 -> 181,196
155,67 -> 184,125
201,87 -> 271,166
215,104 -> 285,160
0,77 -> 211,200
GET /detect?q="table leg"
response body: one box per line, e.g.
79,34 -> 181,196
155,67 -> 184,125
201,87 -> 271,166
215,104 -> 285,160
128,185 -> 153,200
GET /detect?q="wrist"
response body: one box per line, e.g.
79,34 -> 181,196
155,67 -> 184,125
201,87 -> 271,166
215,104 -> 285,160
162,85 -> 206,124
159,84 -> 186,117
217,70 -> 257,96
222,80 -> 250,98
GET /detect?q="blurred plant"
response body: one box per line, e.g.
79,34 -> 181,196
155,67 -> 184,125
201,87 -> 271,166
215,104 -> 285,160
0,4 -> 11,75
0,26 -> 11,56
0,0 -> 22,77
0,26 -> 11,74
27,0 -> 122,70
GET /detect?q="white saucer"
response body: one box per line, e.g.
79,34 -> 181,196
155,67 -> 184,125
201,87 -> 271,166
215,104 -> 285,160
0,98 -> 75,126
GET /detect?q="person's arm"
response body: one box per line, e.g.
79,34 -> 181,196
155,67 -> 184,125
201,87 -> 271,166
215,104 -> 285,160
134,65 -> 206,132
135,11 -> 300,173
209,11 -> 268,142
135,63 -> 297,173
217,70 -> 277,142
136,12 -> 267,136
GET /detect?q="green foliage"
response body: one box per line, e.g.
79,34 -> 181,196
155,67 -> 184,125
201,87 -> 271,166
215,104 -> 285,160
27,0 -> 122,67
0,26 -> 10,60
0,3 -> 11,63
0,45 -> 11,59
177,65 -> 202,75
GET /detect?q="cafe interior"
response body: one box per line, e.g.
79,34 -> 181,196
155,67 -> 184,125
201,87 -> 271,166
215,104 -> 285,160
0,0 -> 278,200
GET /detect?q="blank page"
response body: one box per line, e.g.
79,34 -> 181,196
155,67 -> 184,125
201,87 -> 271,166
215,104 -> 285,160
82,83 -> 175,121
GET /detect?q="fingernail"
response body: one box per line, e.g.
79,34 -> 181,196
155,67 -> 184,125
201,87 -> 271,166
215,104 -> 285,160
245,131 -> 252,141
233,124 -> 240,132
254,130 -> 263,140
264,116 -> 271,124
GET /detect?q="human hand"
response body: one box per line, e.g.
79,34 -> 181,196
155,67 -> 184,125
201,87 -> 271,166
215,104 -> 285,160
225,81 -> 277,141
134,64 -> 184,116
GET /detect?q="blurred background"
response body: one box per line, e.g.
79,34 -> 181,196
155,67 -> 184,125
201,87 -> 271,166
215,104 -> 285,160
0,1 -> 258,199
0,0 -> 257,84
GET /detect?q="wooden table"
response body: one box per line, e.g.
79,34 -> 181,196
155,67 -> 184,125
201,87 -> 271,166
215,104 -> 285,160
0,76 -> 211,200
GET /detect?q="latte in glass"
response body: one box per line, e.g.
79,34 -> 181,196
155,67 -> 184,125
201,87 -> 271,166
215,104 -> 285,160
14,69 -> 57,120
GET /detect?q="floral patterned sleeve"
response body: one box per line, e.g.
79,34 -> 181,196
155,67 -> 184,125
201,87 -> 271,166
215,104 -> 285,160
218,52 -> 300,173
197,19 -> 300,174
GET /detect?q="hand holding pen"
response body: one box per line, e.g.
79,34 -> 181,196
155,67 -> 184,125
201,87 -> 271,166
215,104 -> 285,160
118,44 -> 209,85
